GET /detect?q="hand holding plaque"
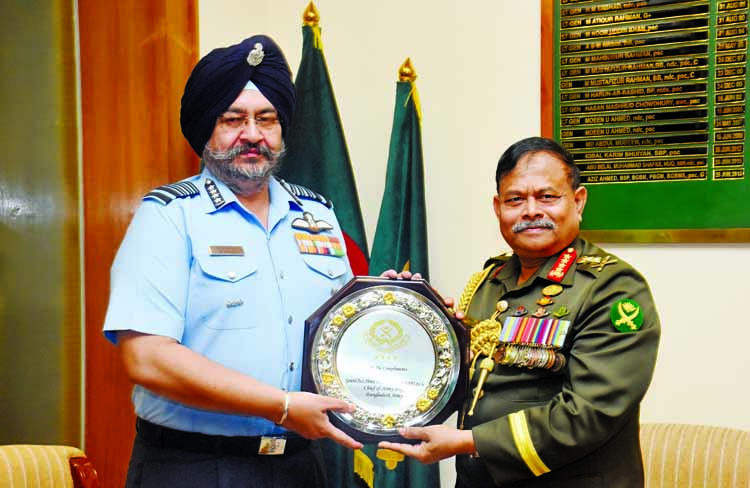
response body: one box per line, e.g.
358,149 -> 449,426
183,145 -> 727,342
302,277 -> 468,444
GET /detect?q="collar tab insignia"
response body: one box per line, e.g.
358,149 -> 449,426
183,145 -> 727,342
205,179 -> 227,209
547,248 -> 577,282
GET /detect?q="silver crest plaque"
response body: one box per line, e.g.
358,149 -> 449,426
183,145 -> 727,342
302,277 -> 468,443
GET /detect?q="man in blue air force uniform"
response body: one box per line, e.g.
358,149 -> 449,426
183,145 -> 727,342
103,34 -> 362,488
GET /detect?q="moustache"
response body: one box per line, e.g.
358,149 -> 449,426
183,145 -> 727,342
512,219 -> 556,233
226,142 -> 275,160
206,142 -> 275,162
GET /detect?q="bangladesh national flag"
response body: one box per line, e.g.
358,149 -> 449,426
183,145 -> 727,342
355,57 -> 438,488
368,58 -> 429,281
280,3 -> 369,275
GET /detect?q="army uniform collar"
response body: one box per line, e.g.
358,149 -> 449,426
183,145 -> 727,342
493,237 -> 584,291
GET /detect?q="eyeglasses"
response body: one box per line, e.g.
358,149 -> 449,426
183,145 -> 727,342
217,112 -> 281,132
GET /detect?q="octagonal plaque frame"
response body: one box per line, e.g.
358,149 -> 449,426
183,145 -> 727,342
302,276 -> 469,444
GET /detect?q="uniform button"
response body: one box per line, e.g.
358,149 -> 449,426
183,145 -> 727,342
289,362 -> 295,371
288,315 -> 293,324
279,270 -> 285,279
327,268 -> 334,277
227,271 -> 237,280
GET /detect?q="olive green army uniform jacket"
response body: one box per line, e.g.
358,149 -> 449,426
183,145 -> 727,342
456,237 -> 660,488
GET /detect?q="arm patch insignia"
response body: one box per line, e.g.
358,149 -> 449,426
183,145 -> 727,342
143,181 -> 200,205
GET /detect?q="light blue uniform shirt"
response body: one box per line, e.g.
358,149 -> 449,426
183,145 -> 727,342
103,169 -> 352,436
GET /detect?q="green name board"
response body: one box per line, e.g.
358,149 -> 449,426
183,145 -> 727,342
551,0 -> 750,241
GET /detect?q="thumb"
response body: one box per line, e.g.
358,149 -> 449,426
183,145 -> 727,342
324,397 -> 357,413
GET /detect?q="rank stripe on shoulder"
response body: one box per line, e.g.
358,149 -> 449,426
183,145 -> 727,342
277,178 -> 332,208
144,181 -> 200,205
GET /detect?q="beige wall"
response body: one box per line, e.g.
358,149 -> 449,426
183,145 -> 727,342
200,0 -> 750,481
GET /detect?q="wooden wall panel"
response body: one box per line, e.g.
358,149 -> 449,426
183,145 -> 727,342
79,3 -> 199,487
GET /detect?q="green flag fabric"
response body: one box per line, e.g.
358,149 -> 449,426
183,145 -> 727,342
368,77 -> 429,281
280,22 -> 369,274
281,14 -> 367,488
355,66 -> 438,488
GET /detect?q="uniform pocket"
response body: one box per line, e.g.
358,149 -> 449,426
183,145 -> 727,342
190,253 -> 259,330
195,253 -> 258,283
301,253 -> 347,280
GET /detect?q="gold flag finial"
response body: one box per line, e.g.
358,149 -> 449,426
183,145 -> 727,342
303,1 -> 320,26
398,58 -> 417,82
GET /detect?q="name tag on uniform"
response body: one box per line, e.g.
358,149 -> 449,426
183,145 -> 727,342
208,245 -> 245,256
258,436 -> 286,455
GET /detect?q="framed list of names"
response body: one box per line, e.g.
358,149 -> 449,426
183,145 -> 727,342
541,0 -> 750,241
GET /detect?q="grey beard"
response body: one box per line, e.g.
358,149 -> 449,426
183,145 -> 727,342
202,142 -> 286,196
512,219 -> 556,233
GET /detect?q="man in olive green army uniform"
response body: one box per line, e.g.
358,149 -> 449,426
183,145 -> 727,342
380,136 -> 660,487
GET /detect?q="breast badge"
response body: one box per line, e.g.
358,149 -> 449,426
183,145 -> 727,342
512,306 -> 528,317
294,233 -> 345,257
542,284 -> 563,297
291,211 -> 333,234
552,306 -> 570,318
532,307 -> 550,318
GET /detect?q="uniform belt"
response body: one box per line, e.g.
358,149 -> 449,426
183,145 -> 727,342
136,418 -> 310,456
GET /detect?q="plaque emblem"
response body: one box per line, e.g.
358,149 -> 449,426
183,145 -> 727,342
366,319 -> 409,352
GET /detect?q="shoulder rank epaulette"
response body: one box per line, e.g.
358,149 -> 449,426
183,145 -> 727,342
576,252 -> 619,273
458,252 -> 512,316
458,264 -> 495,316
144,181 -> 200,205
277,178 -> 333,209
482,250 -> 513,270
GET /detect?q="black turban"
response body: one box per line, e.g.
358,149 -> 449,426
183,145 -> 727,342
180,34 -> 296,156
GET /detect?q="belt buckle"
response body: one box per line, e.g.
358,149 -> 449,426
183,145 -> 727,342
258,436 -> 286,455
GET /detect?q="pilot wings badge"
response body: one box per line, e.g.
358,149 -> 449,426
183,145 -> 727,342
291,211 -> 334,234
